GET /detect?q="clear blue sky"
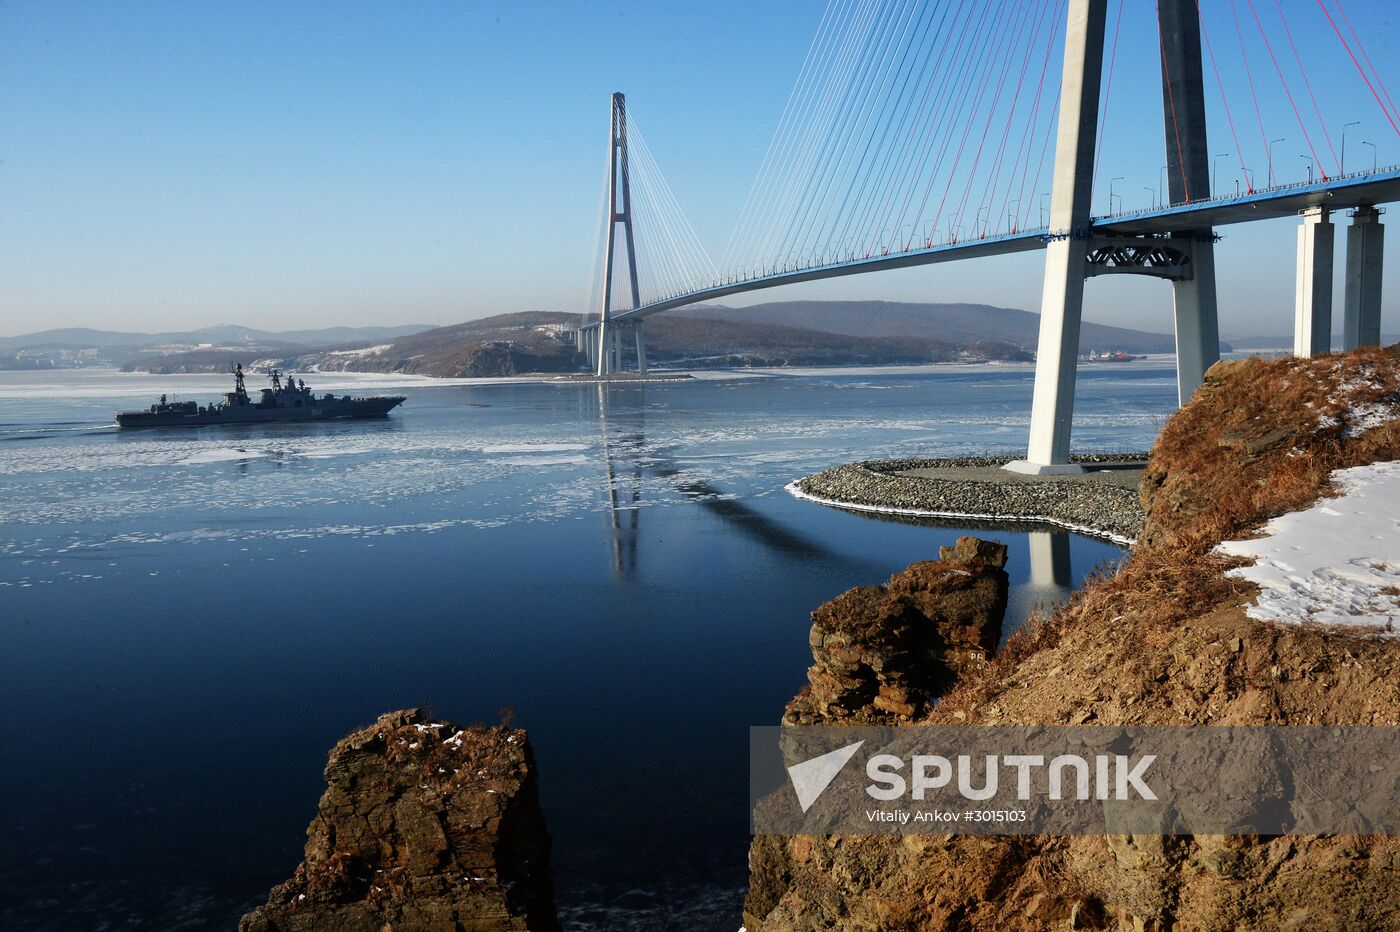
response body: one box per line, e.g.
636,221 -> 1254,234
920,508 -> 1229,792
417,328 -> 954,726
2,0 -> 1398,338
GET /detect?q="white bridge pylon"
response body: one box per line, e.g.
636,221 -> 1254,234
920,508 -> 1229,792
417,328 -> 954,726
586,92 -> 646,377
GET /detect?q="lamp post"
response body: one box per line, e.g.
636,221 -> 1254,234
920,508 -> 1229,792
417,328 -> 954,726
1109,176 -> 1124,215
1213,153 -> 1230,196
1007,199 -> 1020,233
1144,186 -> 1157,209
1269,138 -> 1286,186
1341,121 -> 1360,174
1040,193 -> 1049,228
1300,154 -> 1314,184
1363,141 -> 1377,172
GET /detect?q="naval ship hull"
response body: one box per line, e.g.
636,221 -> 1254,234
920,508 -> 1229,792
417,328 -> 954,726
116,396 -> 404,429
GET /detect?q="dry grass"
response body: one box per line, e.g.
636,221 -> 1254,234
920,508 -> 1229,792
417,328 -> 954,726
926,346 -> 1400,724
1141,345 -> 1400,551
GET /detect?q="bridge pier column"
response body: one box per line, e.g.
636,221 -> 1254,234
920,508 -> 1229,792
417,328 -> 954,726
1171,243 -> 1220,403
1294,206 -> 1335,357
1007,0 -> 1106,475
1344,206 -> 1384,350
635,320 -> 648,375
1158,0 -> 1220,403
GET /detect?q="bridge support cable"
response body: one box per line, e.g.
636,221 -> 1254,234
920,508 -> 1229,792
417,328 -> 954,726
625,119 -> 717,304
1192,0 -> 1252,192
1242,0 -> 1328,180
748,0 -> 887,275
840,0 -> 970,256
1318,0 -> 1400,141
719,0 -> 855,274
722,0 -> 872,278
1272,0 -> 1339,176
775,0 -> 926,267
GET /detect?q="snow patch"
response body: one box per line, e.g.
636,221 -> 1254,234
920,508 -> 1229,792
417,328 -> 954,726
1216,460 -> 1400,634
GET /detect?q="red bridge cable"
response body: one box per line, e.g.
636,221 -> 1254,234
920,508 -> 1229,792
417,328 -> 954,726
1193,0 -> 1252,192
1229,0 -> 1272,186
951,0 -> 1035,241
1316,0 -> 1400,141
885,0 -> 990,249
927,0 -> 1020,243
1243,0 -> 1328,180
1157,0 -> 1192,202
1273,0 -> 1340,175
915,0 -> 1008,247
1092,0 -> 1125,209
975,0 -> 1053,238
1006,0 -> 1066,235
870,0 -> 973,251
1334,0 -> 1400,126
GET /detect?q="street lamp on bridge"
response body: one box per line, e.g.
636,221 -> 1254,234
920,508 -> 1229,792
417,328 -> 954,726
1363,141 -> 1378,172
1109,176 -> 1124,215
1269,138 -> 1285,186
1341,121 -> 1360,174
1213,153 -> 1230,196
1300,154 -> 1315,184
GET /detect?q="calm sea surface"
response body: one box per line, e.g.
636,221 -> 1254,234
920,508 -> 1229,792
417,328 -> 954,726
0,362 -> 1177,930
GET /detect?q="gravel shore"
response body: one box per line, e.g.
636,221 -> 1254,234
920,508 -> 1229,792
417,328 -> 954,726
789,453 -> 1148,544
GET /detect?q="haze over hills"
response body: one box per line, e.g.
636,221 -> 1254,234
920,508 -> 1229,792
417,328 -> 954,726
676,300 -> 1230,355
0,324 -> 433,352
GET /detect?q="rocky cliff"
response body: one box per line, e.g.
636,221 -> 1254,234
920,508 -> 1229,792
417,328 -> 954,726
745,345 -> 1400,931
240,709 -> 558,932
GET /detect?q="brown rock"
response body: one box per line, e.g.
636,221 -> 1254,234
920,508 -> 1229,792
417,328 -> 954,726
783,536 -> 1008,725
239,709 -> 558,932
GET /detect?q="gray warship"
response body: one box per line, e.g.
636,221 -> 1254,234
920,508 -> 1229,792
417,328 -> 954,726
116,365 -> 405,429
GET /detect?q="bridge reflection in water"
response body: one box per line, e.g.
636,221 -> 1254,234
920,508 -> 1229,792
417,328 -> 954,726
584,383 -> 1087,624
587,383 -> 839,579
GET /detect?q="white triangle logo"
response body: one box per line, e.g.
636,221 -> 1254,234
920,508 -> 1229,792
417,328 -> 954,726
787,740 -> 865,812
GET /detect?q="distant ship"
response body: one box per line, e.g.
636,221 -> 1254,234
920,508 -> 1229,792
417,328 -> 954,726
1081,350 -> 1143,363
115,365 -> 405,429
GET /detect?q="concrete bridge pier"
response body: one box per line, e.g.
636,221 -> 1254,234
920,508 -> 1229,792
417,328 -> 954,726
635,320 -> 648,375
1344,206 -> 1384,350
1006,0 -> 1105,476
1294,206 -> 1335,357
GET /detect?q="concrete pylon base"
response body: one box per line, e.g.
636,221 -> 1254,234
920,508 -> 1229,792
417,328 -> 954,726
1002,460 -> 1088,476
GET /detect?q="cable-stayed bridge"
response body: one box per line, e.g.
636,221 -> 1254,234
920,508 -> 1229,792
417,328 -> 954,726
575,0 -> 1400,472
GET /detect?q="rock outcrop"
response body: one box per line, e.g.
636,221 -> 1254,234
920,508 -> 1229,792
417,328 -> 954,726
746,345 -> 1400,931
240,709 -> 558,932
784,536 -> 1008,725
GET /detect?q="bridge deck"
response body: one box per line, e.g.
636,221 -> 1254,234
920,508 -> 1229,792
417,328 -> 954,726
583,168 -> 1400,326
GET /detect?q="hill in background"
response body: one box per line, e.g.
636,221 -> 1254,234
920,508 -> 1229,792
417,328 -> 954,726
20,300 -> 1211,377
677,300 -> 1231,355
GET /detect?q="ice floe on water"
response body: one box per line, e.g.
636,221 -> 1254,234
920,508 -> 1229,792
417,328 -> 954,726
1217,460 -> 1400,634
